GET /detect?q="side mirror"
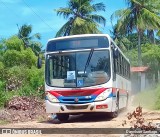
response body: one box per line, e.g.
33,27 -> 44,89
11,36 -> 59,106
37,56 -> 42,69
113,48 -> 119,59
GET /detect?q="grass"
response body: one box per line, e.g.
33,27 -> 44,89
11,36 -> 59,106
0,120 -> 10,125
37,116 -> 47,122
133,85 -> 160,110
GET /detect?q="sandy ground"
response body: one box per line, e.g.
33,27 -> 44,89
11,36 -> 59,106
0,97 -> 160,137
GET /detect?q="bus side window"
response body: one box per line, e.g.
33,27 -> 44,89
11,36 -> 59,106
112,44 -> 116,80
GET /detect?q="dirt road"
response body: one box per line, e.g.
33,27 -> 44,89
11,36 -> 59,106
0,99 -> 160,137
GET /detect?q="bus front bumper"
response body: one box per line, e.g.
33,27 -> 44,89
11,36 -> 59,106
45,98 -> 114,114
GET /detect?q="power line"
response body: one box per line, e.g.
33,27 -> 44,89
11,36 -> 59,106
21,0 -> 55,32
0,0 -> 56,34
0,0 -> 21,20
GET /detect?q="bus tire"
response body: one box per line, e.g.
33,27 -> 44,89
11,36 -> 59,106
57,113 -> 69,122
108,95 -> 119,118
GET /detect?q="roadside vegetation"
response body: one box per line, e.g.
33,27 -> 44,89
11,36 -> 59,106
133,84 -> 160,110
0,0 -> 160,114
0,25 -> 44,108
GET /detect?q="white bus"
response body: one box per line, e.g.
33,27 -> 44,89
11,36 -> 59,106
42,34 -> 131,122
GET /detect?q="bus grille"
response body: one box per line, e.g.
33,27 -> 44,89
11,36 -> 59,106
59,96 -> 95,104
65,105 -> 88,110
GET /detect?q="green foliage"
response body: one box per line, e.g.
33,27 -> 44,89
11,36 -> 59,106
29,41 -> 42,56
0,120 -> 10,125
55,0 -> 106,36
0,66 -> 44,107
17,24 -> 42,54
0,62 -> 4,77
0,32 -> 44,108
0,90 -> 7,108
142,44 -> 160,70
17,85 -> 42,97
111,0 -> 160,33
5,65 -> 44,91
133,90 -> 156,110
155,85 -> 160,109
0,81 -> 5,92
4,36 -> 24,51
3,50 -> 22,67
133,84 -> 160,110
111,0 -> 160,66
125,48 -> 138,66
26,66 -> 44,89
127,33 -> 150,49
142,44 -> 160,62
3,48 -> 37,68
21,48 -> 37,68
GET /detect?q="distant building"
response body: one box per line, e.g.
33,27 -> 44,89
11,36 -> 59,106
131,66 -> 150,93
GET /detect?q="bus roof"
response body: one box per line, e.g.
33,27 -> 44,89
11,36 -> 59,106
48,34 -> 110,42
47,34 -> 130,63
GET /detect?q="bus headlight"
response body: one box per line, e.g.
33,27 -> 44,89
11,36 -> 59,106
46,92 -> 59,103
95,88 -> 112,101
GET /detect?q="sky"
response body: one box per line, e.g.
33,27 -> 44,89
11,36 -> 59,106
0,0 -> 126,47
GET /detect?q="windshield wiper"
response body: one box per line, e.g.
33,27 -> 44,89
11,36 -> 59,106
84,48 -> 94,73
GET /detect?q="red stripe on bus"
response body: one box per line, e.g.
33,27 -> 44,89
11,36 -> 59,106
48,88 -> 107,97
47,87 -> 128,97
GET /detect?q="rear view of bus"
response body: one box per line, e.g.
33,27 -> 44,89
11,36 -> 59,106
45,34 -> 131,122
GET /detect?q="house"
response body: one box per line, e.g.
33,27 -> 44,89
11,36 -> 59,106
131,66 -> 150,93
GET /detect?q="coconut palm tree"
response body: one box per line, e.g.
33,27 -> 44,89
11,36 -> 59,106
55,0 -> 106,37
17,24 -> 41,48
111,0 -> 160,66
17,24 -> 42,55
110,24 -> 132,51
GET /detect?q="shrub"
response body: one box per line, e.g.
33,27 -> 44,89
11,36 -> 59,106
26,66 -> 44,90
3,48 -> 37,68
133,84 -> 160,110
155,85 -> 160,110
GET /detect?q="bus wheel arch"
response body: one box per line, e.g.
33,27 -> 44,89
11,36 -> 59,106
116,91 -> 119,111
108,91 -> 119,118
56,113 -> 69,122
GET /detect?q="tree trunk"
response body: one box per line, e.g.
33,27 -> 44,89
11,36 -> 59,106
155,70 -> 158,83
138,31 -> 142,66
147,30 -> 155,44
137,30 -> 142,91
64,17 -> 74,36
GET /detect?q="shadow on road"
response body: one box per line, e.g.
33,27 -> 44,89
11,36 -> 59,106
39,108 -> 128,125
39,113 -> 114,124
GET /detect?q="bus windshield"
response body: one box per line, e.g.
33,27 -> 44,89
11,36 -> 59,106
46,50 -> 111,88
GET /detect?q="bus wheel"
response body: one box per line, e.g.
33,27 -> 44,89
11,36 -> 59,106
108,97 -> 119,118
57,113 -> 69,122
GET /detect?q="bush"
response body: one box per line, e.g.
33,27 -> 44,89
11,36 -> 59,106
0,34 -> 44,108
0,65 -> 44,108
133,84 -> 160,110
0,90 -> 17,108
3,48 -> 37,68
0,91 -> 6,108
26,66 -> 44,90
4,35 -> 24,51
155,85 -> 160,110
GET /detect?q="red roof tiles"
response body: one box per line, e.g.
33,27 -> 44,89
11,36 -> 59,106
131,67 -> 149,72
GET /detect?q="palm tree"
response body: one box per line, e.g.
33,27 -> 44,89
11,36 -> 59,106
111,0 -> 160,66
110,24 -> 132,51
17,24 -> 42,55
55,0 -> 106,37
